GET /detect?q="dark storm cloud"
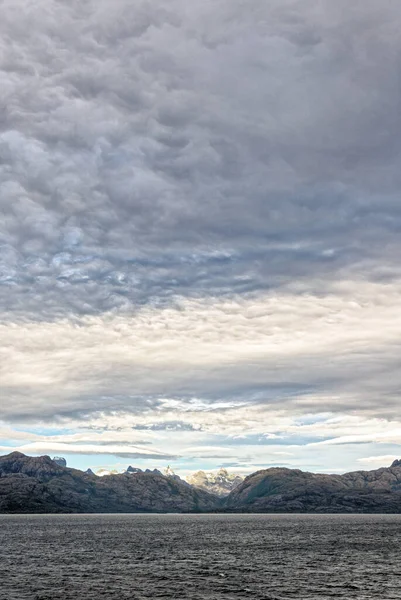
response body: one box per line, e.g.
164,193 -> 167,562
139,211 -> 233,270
1,0 -> 401,318
109,452 -> 178,460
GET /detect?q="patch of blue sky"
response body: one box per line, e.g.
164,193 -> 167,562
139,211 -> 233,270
13,426 -> 74,436
64,453 -> 122,471
293,414 -> 333,426
220,434 -> 331,446
0,440 -> 15,447
202,384 -> 315,405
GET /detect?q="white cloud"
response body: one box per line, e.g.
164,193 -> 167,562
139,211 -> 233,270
357,455 -> 400,466
0,441 -> 177,461
2,281 -> 401,421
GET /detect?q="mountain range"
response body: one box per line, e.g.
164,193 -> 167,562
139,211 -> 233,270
0,452 -> 217,513
1,452 -> 401,513
90,464 -> 244,496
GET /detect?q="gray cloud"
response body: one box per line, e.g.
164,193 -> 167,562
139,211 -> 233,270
132,421 -> 201,432
109,452 -> 178,460
1,0 -> 401,319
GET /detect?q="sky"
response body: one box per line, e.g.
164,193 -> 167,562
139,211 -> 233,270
1,0 -> 401,476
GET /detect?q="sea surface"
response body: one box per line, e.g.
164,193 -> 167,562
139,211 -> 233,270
0,514 -> 400,599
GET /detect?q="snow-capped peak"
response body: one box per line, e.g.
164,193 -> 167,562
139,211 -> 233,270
164,465 -> 175,477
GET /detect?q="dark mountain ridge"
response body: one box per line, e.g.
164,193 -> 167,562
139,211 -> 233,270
0,452 -> 219,513
224,460 -> 401,513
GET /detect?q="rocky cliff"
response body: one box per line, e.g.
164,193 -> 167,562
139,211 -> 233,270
0,452 -> 220,514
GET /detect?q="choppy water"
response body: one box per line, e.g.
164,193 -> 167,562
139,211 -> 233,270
0,514 -> 400,599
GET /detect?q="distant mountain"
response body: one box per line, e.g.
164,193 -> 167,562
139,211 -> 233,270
124,464 -> 241,494
126,464 -> 191,487
52,456 -> 67,468
224,463 -> 401,513
94,465 -> 241,494
124,466 -> 164,476
0,452 -> 220,514
187,468 -> 244,497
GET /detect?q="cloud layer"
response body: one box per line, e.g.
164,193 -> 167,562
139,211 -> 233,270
1,0 -> 401,472
2,0 -> 401,317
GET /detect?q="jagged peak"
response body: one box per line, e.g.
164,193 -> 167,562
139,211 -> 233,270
126,466 -> 143,473
144,468 -> 163,476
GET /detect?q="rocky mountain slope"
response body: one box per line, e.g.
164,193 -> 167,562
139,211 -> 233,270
0,452 -> 220,514
187,468 -> 244,497
224,460 -> 401,513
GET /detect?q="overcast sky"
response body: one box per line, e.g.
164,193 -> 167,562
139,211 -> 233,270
1,0 -> 401,475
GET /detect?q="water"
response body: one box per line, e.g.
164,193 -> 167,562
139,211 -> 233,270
0,514 -> 400,599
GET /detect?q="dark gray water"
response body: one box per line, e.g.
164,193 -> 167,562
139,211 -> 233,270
0,514 -> 400,599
